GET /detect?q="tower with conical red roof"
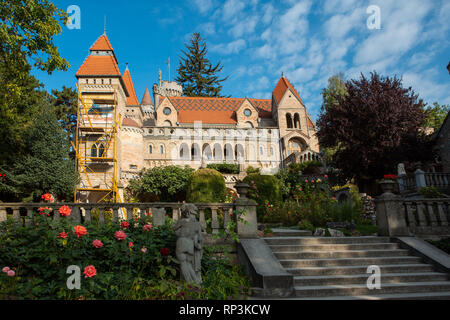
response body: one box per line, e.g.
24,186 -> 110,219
74,33 -> 144,205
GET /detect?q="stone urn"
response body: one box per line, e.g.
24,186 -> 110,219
235,183 -> 250,199
379,179 -> 396,194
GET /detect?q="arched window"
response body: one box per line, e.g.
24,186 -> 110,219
270,147 -> 275,157
179,143 -> 190,160
163,120 -> 172,127
98,144 -> 105,158
149,145 -> 153,154
91,144 -> 98,158
286,113 -> 293,129
203,144 -> 212,160
213,144 -> 222,161
235,144 -> 245,162
294,113 -> 301,129
191,144 -> 200,161
224,144 -> 234,161
160,145 -> 164,154
287,138 -> 306,156
260,147 -> 264,156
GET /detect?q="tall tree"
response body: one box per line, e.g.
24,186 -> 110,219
176,33 -> 228,97
50,86 -> 78,142
0,0 -> 69,166
0,103 -> 77,202
317,72 -> 432,187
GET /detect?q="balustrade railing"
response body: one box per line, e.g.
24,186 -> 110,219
398,171 -> 450,195
402,199 -> 450,235
0,202 -> 235,236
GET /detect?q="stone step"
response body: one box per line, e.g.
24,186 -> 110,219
294,281 -> 450,298
290,291 -> 450,300
280,256 -> 422,268
286,264 -> 436,276
269,243 -> 400,252
264,237 -> 391,246
271,229 -> 313,237
275,249 -> 410,260
294,272 -> 448,286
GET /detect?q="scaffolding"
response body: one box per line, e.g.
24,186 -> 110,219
72,85 -> 122,203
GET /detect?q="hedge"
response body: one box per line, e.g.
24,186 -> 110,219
186,169 -> 226,203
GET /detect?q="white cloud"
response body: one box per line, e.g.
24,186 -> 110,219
222,0 -> 246,21
402,70 -> 450,105
192,0 -> 214,14
229,16 -> 258,38
211,39 -> 247,55
197,22 -> 216,35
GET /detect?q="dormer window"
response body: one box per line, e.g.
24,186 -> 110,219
163,107 -> 172,115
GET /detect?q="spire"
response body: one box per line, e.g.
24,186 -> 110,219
104,15 -> 107,35
141,87 -> 153,106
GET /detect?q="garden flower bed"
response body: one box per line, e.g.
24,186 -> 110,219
0,201 -> 250,300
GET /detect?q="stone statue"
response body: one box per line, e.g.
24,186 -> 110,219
398,163 -> 406,176
173,204 -> 203,284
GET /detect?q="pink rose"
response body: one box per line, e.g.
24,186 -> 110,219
143,224 -> 153,232
7,270 -> 15,277
120,221 -> 130,229
92,240 -> 103,248
83,265 -> 97,278
2,267 -> 10,273
141,247 -> 147,253
114,230 -> 127,241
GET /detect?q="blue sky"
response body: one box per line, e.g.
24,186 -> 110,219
32,0 -> 450,121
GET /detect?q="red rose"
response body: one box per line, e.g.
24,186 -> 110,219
92,240 -> 103,248
384,174 -> 398,180
83,265 -> 97,278
41,193 -> 54,202
324,175 -> 329,179
114,230 -> 127,241
128,242 -> 134,248
59,205 -> 71,217
120,221 -> 130,229
58,232 -> 68,239
74,225 -> 87,238
160,248 -> 170,257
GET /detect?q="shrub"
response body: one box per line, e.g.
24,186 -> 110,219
207,163 -> 239,174
186,169 -> 226,203
328,200 -> 360,223
332,183 -> 364,218
246,166 -> 260,175
243,173 -> 282,220
289,161 -> 323,175
126,166 -> 194,202
420,186 -> 443,199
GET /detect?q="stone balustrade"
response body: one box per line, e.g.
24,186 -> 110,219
398,170 -> 450,195
375,191 -> 450,237
0,185 -> 259,239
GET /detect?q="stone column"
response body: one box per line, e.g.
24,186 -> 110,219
415,169 -> 426,190
152,207 -> 166,227
375,191 -> 409,237
234,183 -> 258,239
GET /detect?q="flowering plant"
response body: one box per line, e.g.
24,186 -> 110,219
41,193 -> 54,203
58,205 -> 71,217
383,174 -> 398,180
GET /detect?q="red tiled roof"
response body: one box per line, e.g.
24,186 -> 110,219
273,77 -> 304,105
141,87 -> 153,105
165,97 -> 272,124
90,34 -> 114,51
76,55 -> 121,76
122,68 -> 139,105
122,118 -> 141,128
308,118 -> 315,128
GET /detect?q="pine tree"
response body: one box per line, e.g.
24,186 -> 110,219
50,86 -> 78,142
0,103 -> 78,202
176,33 -> 228,97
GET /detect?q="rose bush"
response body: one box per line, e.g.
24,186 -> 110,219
0,206 -> 250,300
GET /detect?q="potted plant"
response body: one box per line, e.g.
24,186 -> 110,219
379,174 -> 398,194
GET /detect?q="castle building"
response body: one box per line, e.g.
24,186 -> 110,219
75,34 -> 320,203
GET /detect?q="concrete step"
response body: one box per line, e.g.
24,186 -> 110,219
289,291 -> 450,300
271,229 -> 313,237
280,256 -> 422,268
269,243 -> 400,252
264,237 -> 391,246
294,281 -> 450,298
275,249 -> 410,260
286,264 -> 436,276
294,272 -> 449,286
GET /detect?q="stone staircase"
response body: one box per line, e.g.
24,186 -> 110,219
264,236 -> 450,300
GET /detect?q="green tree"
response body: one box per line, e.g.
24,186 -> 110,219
0,0 -> 70,166
127,166 -> 195,202
423,102 -> 449,131
320,72 -> 347,113
176,33 -> 228,97
50,86 -> 78,142
0,103 -> 77,202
